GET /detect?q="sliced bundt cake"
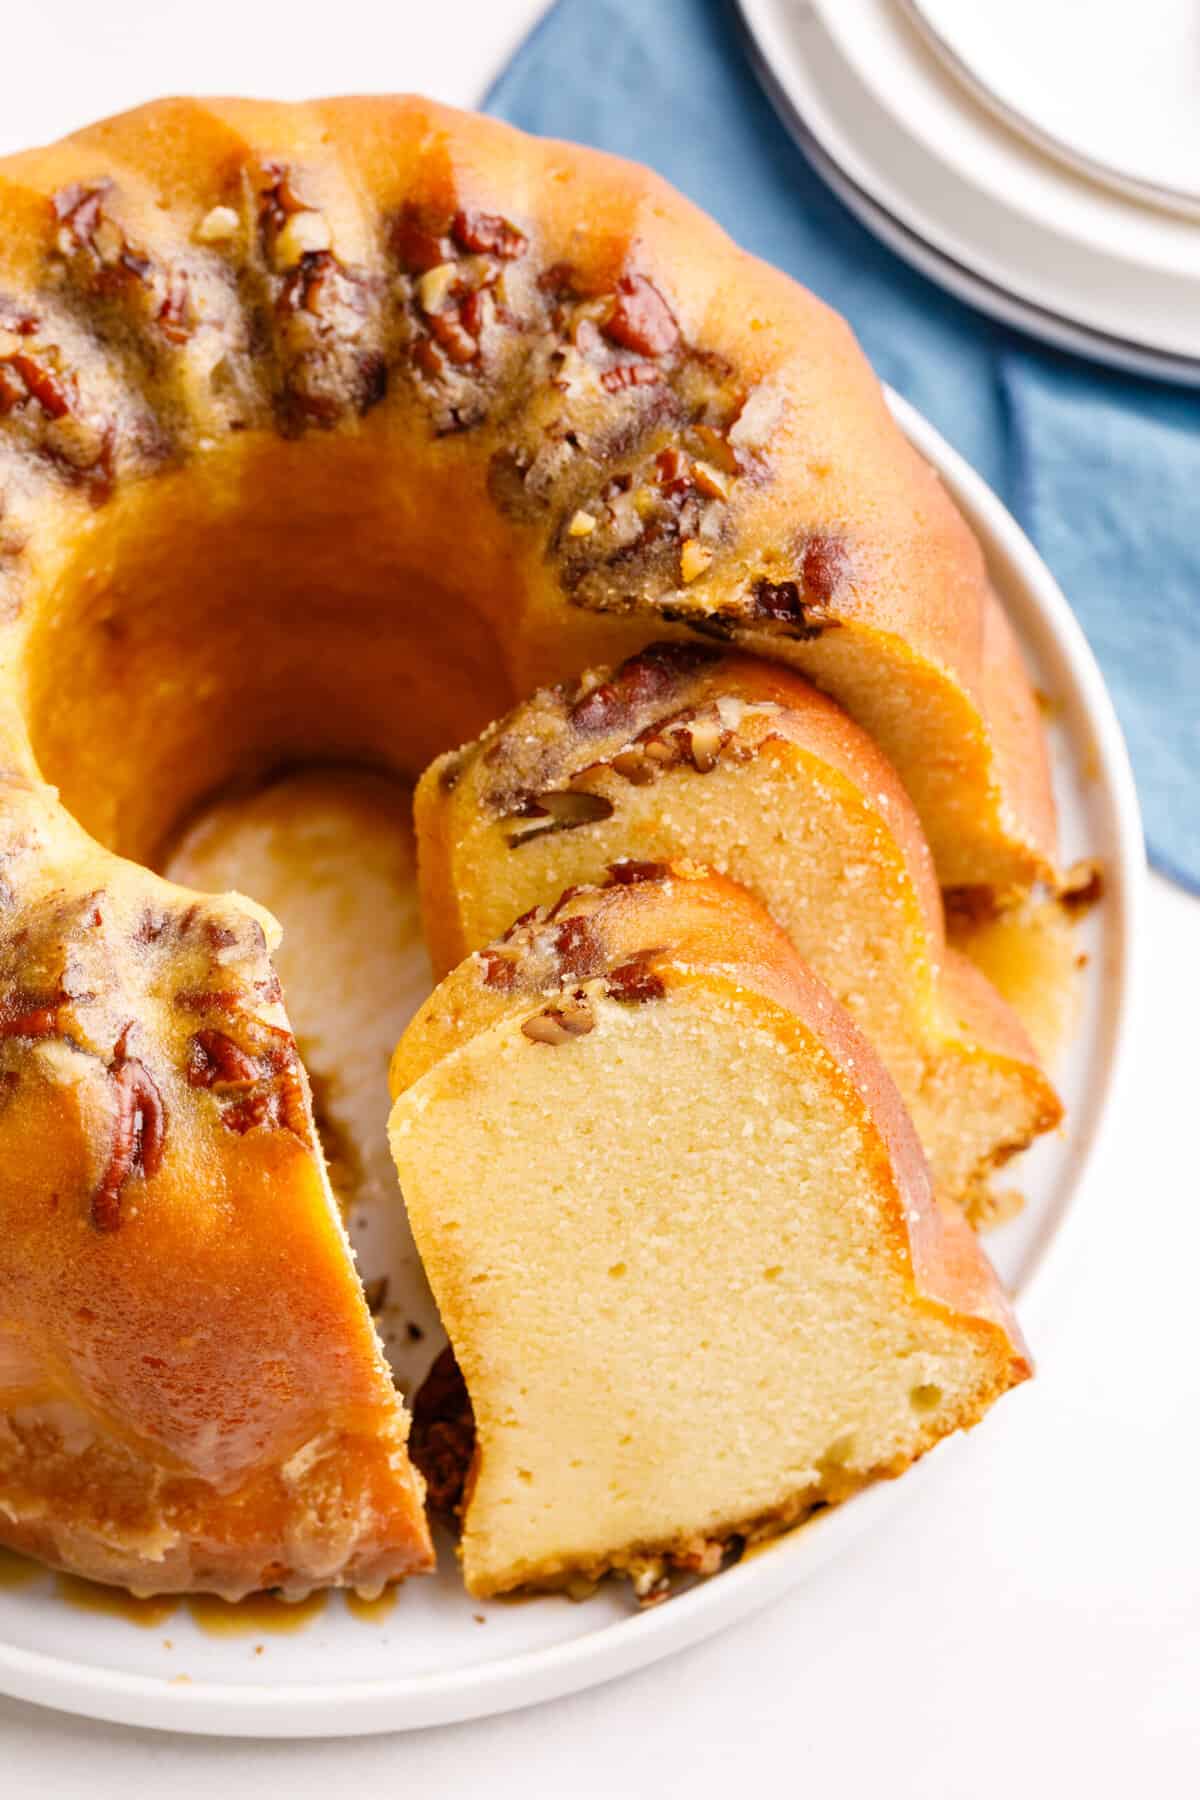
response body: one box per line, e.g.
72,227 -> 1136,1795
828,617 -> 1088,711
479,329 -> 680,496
416,645 -> 1061,1221
389,865 -> 1031,1598
0,93 -> 1055,1593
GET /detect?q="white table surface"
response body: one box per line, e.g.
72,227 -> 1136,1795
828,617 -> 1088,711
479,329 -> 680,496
2,3 -> 1197,1791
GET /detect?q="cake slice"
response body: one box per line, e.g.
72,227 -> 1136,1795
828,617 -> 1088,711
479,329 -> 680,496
415,645 -> 1061,1222
388,865 -> 1031,1599
0,800 -> 432,1598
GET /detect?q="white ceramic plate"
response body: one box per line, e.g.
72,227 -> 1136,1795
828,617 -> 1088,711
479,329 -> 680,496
0,391 -> 1143,1738
904,0 -> 1200,218
737,0 -> 1200,376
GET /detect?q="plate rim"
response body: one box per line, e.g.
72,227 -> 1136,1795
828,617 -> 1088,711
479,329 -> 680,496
899,0 -> 1200,222
813,0 -> 1200,270
0,389 -> 1144,1738
735,0 -> 1200,380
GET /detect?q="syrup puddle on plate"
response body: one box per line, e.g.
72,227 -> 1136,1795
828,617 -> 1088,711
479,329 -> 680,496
45,1573 -> 406,1636
55,1574 -> 177,1629
0,1547 -> 39,1590
187,1591 -> 328,1638
344,1586 -> 399,1624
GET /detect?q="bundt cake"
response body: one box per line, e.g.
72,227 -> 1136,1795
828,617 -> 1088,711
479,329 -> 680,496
388,865 -> 1031,1599
0,94 -> 1055,1597
415,643 -> 1062,1220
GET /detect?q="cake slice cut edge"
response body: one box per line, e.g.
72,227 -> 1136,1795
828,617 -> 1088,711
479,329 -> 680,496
388,867 -> 1031,1599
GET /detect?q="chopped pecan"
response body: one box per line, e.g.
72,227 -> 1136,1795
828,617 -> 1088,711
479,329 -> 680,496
451,209 -> 527,260
521,992 -> 595,1044
0,352 -> 71,420
479,948 -> 518,991
0,993 -> 59,1038
504,787 -> 614,847
569,680 -> 624,733
185,1028 -> 259,1090
220,1090 -> 273,1135
429,307 -> 479,366
605,860 -> 671,886
568,643 -> 719,734
604,274 -> 679,357
751,578 -> 824,639
655,446 -> 690,494
410,1345 -> 475,1518
219,1052 -> 307,1140
800,532 -> 847,605
54,183 -> 109,249
606,954 -> 667,1004
156,271 -> 194,344
683,713 -> 723,769
553,914 -> 604,979
391,205 -> 455,273
680,539 -> 713,584
0,301 -> 38,337
91,1055 -> 166,1233
601,362 -> 663,394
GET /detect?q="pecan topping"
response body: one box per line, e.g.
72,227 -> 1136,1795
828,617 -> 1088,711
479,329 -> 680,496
54,183 -> 109,249
53,181 -> 194,344
504,787 -> 614,848
410,1346 -> 475,1518
156,270 -> 194,345
606,860 -> 671,886
568,642 -> 719,735
451,209 -> 527,260
220,1058 -> 307,1139
0,340 -> 115,496
799,532 -> 847,605
600,362 -> 663,394
521,992 -> 595,1044
0,994 -> 59,1038
391,205 -> 455,273
604,274 -> 679,358
429,308 -> 479,366
185,1028 -> 259,1089
91,1054 -> 166,1233
480,947 -> 518,991
0,301 -> 38,337
655,446 -> 690,493
751,578 -> 823,639
606,955 -> 667,1004
256,164 -> 314,257
0,352 -> 71,420
569,680 -> 624,734
751,538 -> 846,636
553,915 -> 604,979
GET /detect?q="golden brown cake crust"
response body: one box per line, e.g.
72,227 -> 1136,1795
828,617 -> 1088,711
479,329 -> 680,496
0,95 -> 1054,884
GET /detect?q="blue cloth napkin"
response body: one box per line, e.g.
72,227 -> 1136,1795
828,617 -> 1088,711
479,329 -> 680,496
486,0 -> 1199,889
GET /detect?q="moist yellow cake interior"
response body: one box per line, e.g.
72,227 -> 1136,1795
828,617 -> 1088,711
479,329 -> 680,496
390,982 -> 1007,1598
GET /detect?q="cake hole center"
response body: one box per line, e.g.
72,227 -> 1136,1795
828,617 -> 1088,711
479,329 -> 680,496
163,762 -> 444,1392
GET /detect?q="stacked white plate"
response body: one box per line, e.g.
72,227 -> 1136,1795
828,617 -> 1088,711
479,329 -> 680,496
736,0 -> 1200,384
